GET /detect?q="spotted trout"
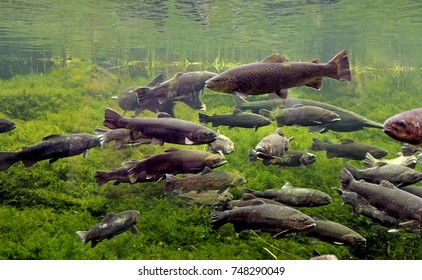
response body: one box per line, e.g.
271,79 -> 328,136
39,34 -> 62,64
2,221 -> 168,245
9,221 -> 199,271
205,50 -> 351,99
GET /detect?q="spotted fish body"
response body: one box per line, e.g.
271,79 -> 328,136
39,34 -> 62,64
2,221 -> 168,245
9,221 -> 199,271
76,210 -> 140,248
206,50 -> 351,99
384,108 -> 422,145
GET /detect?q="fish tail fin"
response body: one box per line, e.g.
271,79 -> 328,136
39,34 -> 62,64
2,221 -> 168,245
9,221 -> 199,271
94,170 -> 111,187
210,210 -> 226,230
76,231 -> 88,248
0,152 -> 19,172
328,49 -> 351,81
340,168 -> 354,190
311,138 -> 325,151
164,174 -> 179,193
362,152 -> 376,168
103,108 -> 123,129
233,94 -> 247,109
198,112 -> 210,124
248,149 -> 258,163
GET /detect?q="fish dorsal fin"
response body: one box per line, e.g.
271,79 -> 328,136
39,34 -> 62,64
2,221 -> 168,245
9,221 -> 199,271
379,180 -> 396,189
341,139 -> 355,144
157,112 -> 172,118
201,166 -> 213,175
233,109 -> 243,115
274,128 -> 285,136
311,58 -> 321,63
262,53 -> 288,63
282,181 -> 293,189
173,72 -> 183,79
101,213 -> 115,222
291,104 -> 304,108
250,199 -> 266,206
241,193 -> 257,201
164,147 -> 179,152
42,134 -> 62,141
313,214 -> 328,221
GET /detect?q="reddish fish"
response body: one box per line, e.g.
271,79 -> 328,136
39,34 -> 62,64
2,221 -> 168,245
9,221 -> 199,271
384,108 -> 422,145
205,50 -> 351,99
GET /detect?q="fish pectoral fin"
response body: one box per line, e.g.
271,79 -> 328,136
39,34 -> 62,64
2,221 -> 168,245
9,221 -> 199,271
333,241 -> 345,246
305,78 -> 323,90
272,229 -> 290,239
234,91 -> 250,99
275,89 -> 288,99
83,149 -> 90,158
185,137 -> 195,145
312,121 -> 322,125
22,160 -> 38,167
130,225 -> 139,234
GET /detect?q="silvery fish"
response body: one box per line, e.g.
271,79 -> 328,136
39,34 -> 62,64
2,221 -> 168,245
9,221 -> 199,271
249,128 -> 292,165
206,50 -> 351,99
76,210 -> 140,248
362,152 -> 417,169
311,138 -> 387,160
207,130 -> 234,155
199,109 -> 271,131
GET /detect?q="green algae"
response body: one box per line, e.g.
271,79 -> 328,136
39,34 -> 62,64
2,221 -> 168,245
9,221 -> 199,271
0,61 -> 421,260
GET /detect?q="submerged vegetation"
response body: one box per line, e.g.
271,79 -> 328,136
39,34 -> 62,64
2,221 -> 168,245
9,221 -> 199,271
0,60 -> 421,260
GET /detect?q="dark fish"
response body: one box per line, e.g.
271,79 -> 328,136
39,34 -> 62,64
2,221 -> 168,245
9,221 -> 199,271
311,138 -> 388,160
260,104 -> 341,127
165,166 -> 246,193
136,71 -> 216,109
234,96 -> 384,133
400,185 -> 422,198
362,152 -> 416,169
122,147 -> 227,183
244,182 -> 332,207
340,168 -> 422,223
0,133 -> 102,172
298,215 -> 366,246
210,200 -> 316,235
345,163 -> 422,187
0,118 -> 16,133
94,128 -> 152,149
224,193 -> 287,210
206,130 -> 234,155
198,109 -> 272,131
270,150 -> 317,168
248,128 -> 292,165
104,108 -> 217,146
384,108 -> 422,145
205,50 -> 351,99
116,73 -> 166,115
76,210 -> 140,248
334,188 -> 402,228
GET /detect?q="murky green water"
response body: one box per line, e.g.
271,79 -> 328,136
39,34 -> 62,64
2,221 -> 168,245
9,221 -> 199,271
0,0 -> 422,261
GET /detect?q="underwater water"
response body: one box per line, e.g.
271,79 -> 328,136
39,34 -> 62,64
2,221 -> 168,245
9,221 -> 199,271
0,0 -> 422,260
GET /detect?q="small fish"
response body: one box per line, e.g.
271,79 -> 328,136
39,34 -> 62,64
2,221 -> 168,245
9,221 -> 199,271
0,118 -> 16,133
260,104 -> 340,127
270,150 -> 317,168
311,138 -> 388,160
198,109 -> 272,131
362,152 -> 417,169
94,128 -> 151,149
207,130 -> 235,155
249,128 -> 293,165
298,215 -> 366,246
244,182 -> 332,207
205,50 -> 351,99
164,166 -> 246,193
210,200 -> 316,235
384,108 -> 422,145
104,108 -> 217,146
76,210 -> 140,248
0,133 -> 102,172
345,163 -> 422,187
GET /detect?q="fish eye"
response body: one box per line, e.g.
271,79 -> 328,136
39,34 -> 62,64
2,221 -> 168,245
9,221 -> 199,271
396,120 -> 407,128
